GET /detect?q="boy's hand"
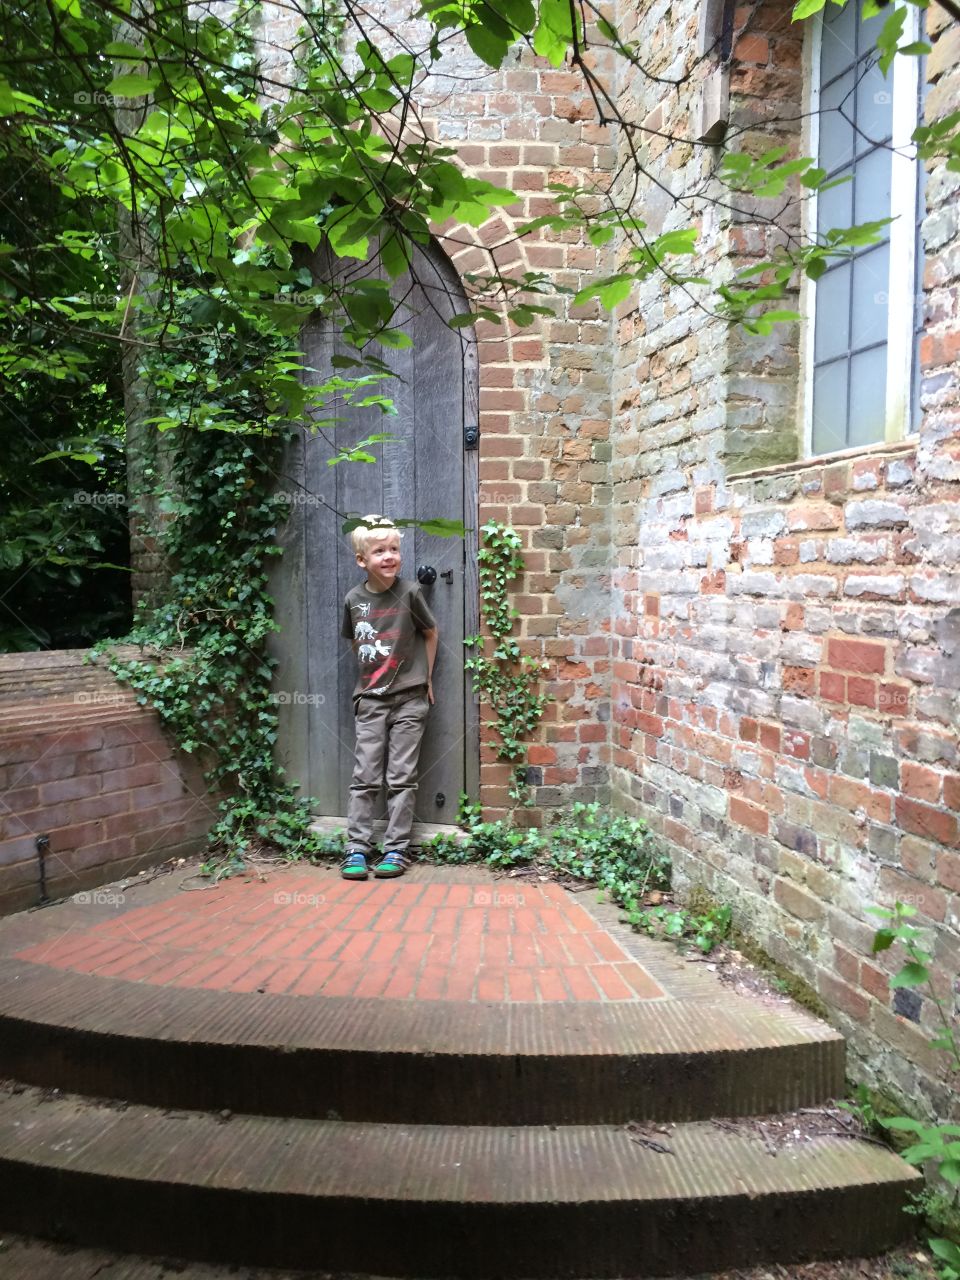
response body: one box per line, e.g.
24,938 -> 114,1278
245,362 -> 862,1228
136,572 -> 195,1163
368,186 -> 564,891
427,680 -> 435,706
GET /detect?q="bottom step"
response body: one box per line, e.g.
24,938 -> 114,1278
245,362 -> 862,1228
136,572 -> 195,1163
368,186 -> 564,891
0,1084 -> 919,1278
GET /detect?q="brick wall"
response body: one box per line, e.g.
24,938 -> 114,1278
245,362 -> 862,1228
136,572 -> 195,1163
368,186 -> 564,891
609,0 -> 960,1115
0,651 -> 217,916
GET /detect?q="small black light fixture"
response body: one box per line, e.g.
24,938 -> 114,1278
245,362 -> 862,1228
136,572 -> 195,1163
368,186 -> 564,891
36,834 -> 50,904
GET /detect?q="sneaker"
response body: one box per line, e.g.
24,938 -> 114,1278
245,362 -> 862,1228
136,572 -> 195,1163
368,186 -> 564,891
372,850 -> 408,878
340,851 -> 369,880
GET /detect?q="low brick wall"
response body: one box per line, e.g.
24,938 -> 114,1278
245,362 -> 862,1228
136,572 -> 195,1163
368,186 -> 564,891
0,649 -> 217,916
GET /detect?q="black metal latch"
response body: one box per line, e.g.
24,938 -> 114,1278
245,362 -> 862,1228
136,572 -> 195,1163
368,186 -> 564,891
464,424 -> 479,450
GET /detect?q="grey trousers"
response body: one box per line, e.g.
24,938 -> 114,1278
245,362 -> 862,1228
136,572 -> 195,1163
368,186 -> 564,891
347,687 -> 430,853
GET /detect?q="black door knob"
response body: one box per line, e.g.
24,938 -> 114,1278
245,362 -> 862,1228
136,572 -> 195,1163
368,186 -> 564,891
417,565 -> 437,585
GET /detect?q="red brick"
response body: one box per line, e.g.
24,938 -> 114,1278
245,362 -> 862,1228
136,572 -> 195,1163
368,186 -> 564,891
834,944 -> 860,985
506,969 -> 538,1001
943,775 -> 960,811
782,667 -> 815,697
39,776 -> 100,805
878,867 -> 947,921
818,971 -> 870,1022
879,682 -> 910,716
589,965 -> 634,1000
476,966 -> 506,1001
759,722 -> 782,751
783,730 -> 811,760
536,968 -> 568,1001
819,671 -> 845,702
729,796 -> 769,835
827,777 -> 889,822
901,762 -> 942,804
937,850 -> 960,893
827,638 -> 887,675
896,796 -> 958,847
860,961 -> 889,1002
847,676 -> 877,708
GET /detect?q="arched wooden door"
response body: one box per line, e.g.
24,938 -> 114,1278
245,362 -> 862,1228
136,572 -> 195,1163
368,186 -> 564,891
272,241 -> 479,831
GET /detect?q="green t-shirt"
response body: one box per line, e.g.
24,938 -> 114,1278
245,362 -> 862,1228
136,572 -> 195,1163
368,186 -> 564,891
341,578 -> 437,700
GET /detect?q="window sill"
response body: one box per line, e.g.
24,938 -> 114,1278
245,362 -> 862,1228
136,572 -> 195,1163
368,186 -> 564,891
726,435 -> 917,484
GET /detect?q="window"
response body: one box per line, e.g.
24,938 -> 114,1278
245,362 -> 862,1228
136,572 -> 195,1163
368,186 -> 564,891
805,0 -> 924,456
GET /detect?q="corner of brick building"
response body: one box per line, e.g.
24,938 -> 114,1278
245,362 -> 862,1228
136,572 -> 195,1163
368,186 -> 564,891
608,0 -> 960,1115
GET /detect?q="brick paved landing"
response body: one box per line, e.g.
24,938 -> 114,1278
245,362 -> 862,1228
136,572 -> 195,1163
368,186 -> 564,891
12,866 -> 666,1004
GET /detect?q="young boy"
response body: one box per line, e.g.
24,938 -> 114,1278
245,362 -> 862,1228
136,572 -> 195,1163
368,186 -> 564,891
340,516 -> 438,880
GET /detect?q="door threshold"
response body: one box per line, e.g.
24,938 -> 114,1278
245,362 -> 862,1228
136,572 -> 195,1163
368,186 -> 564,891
309,816 -> 469,846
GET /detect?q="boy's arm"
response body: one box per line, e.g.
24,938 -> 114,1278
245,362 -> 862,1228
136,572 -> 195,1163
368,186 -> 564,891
422,626 -> 438,705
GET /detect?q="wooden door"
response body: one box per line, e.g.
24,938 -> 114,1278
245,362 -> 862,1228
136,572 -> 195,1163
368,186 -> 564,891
272,242 -> 479,829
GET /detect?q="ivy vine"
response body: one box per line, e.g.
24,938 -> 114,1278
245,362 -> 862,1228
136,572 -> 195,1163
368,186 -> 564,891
464,520 -> 551,804
88,232 -> 341,875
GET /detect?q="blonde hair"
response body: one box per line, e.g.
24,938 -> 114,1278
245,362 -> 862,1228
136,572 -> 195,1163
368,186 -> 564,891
350,515 -> 402,557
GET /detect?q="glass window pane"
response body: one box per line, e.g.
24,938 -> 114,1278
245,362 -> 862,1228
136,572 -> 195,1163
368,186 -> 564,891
814,263 -> 852,362
851,242 -> 890,348
817,169 -> 853,237
822,1 -> 858,84
813,360 -> 850,455
820,71 -> 856,173
853,145 -> 892,232
855,61 -> 893,151
849,346 -> 888,446
858,3 -> 887,54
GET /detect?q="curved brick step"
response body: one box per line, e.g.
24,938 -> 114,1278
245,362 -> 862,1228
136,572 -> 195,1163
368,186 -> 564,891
0,1083 -> 919,1279
0,956 -> 844,1124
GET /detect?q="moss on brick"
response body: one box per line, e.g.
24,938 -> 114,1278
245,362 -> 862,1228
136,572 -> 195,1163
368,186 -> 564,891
728,927 -> 832,1020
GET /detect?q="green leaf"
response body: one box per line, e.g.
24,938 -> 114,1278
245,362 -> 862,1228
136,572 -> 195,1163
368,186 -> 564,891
792,0 -> 827,18
879,1116 -> 925,1132
105,73 -> 158,97
931,1239 -> 960,1268
889,961 -> 928,988
654,227 -> 697,255
465,22 -> 510,67
375,328 -> 413,349
590,276 -> 633,309
104,41 -> 148,59
876,5 -> 907,74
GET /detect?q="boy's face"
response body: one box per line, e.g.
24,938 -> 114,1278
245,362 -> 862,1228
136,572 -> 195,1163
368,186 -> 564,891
357,531 -> 401,590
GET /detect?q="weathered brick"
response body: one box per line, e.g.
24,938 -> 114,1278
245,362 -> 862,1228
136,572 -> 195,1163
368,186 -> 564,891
775,878 -> 825,923
827,638 -> 887,675
729,796 -> 769,834
895,796 -> 958,847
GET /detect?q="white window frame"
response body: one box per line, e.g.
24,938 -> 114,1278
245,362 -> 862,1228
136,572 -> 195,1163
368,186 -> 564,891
801,2 -> 922,458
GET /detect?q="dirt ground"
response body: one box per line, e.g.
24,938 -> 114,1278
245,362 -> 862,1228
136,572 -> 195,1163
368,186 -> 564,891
0,1233 -> 942,1280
